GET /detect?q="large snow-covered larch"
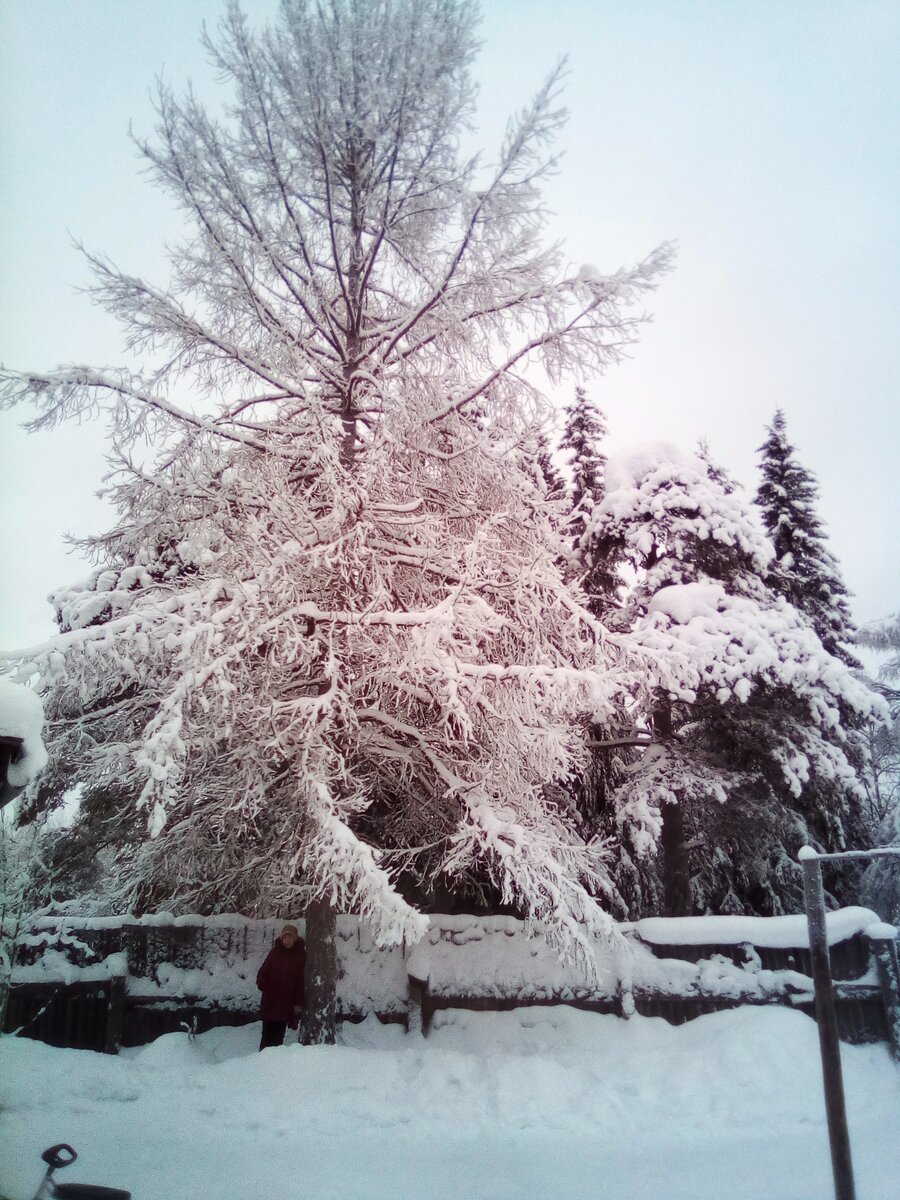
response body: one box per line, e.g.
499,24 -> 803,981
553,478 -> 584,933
0,0 -> 670,971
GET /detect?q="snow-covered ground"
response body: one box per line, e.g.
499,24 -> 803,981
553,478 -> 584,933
1,1006 -> 898,1200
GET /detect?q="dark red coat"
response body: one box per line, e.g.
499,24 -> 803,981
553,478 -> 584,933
256,938 -> 306,1023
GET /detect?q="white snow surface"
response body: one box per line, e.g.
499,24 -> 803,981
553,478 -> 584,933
632,906 -> 880,948
0,679 -> 47,787
603,440 -> 694,494
1,1006 -> 898,1200
11,950 -> 127,987
405,914 -> 620,998
649,581 -> 727,624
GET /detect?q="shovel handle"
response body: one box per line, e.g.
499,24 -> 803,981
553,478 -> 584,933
41,1145 -> 77,1170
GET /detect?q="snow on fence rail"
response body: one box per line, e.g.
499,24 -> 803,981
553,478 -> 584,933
2,908 -> 896,1054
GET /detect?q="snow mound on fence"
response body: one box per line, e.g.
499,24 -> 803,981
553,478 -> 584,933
632,906 -> 880,948
407,915 -> 619,999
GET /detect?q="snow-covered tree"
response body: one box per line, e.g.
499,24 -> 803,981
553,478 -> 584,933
754,410 -> 858,664
553,388 -> 630,888
858,613 -> 900,922
558,386 -> 621,619
536,430 -> 566,502
0,681 -> 48,1031
859,613 -> 900,687
0,1 -> 671,970
559,386 -> 607,520
588,443 -> 882,916
856,613 -> 900,836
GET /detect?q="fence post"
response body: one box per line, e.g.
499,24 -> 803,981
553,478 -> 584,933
801,849 -> 856,1200
866,923 -> 900,1060
407,973 -> 427,1037
104,974 -> 126,1055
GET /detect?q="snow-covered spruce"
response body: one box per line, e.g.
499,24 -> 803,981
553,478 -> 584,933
754,409 -> 858,665
587,442 -> 885,915
857,610 -> 900,922
0,1 -> 671,957
558,385 -> 620,617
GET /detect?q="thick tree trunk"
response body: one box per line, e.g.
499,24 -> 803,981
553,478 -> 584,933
661,799 -> 691,917
303,896 -> 337,1045
652,698 -> 692,917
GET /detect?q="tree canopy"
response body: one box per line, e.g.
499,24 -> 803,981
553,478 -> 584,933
0,0 -> 670,955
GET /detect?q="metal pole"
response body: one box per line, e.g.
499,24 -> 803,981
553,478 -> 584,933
801,851 -> 856,1200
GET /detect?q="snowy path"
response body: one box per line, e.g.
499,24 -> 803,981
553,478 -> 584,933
1,1006 -> 898,1199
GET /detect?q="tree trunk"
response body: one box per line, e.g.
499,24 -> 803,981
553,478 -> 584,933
303,896 -> 337,1045
652,698 -> 692,917
661,799 -> 691,917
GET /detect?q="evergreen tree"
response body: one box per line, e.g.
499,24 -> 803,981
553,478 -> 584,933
754,410 -> 858,664
0,0 -> 671,968
858,612 -> 900,922
558,386 -> 620,617
559,386 -> 608,520
536,430 -> 566,501
554,387 -> 631,881
859,613 -> 900,686
588,442 -> 881,916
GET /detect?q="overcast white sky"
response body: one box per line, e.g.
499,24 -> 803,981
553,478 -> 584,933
1,0 -> 898,652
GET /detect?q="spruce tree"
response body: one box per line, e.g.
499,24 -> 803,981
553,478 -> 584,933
754,410 -> 858,664
559,386 -> 608,521
536,430 -> 566,501
555,387 -> 630,886
589,442 -> 881,916
558,386 -> 619,617
858,613 -> 900,922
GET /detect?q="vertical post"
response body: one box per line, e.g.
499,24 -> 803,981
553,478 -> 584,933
104,974 -> 126,1055
304,898 -> 337,1045
407,973 -> 426,1037
866,923 -> 900,1060
801,849 -> 856,1200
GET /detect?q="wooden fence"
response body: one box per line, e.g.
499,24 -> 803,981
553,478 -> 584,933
3,909 -> 897,1055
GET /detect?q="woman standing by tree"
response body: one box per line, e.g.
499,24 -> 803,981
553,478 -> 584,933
256,923 -> 306,1050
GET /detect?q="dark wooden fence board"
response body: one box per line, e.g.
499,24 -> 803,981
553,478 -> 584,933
5,981 -> 113,1053
641,935 -> 870,979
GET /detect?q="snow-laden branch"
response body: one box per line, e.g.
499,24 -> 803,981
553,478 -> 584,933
0,366 -> 284,455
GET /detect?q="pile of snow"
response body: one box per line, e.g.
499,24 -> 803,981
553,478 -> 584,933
0,680 -> 47,789
406,914 -> 619,999
0,1006 -> 898,1200
11,951 -> 127,988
